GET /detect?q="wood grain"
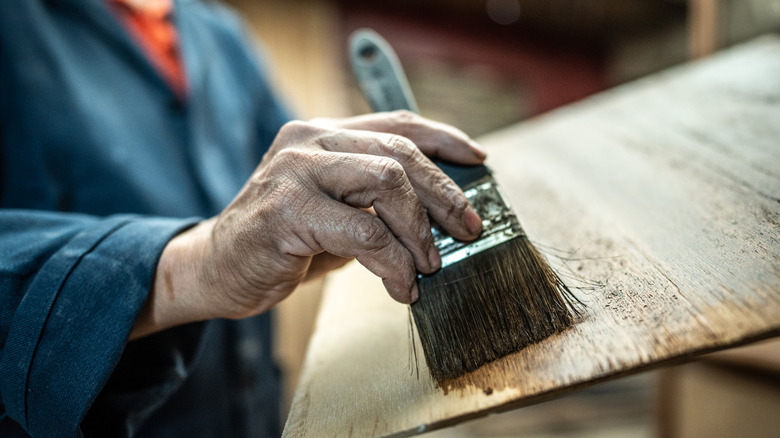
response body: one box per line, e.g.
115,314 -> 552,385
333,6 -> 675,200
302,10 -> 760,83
282,35 -> 780,438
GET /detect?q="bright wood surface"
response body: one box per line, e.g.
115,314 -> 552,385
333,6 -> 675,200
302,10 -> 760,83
283,35 -> 780,437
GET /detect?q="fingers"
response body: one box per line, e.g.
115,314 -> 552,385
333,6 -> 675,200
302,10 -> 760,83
299,150 -> 440,274
292,195 -> 421,304
258,117 -> 485,304
312,110 -> 486,165
316,130 -> 481,241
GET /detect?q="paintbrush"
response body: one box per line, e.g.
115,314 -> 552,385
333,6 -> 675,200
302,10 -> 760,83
349,29 -> 579,381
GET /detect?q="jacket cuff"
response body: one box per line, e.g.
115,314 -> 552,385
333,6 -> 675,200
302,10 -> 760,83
0,215 -> 198,437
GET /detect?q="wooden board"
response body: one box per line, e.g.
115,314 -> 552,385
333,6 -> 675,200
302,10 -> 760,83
282,35 -> 780,437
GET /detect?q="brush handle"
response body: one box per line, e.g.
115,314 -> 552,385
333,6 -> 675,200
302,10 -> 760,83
348,28 -> 490,187
348,28 -> 419,114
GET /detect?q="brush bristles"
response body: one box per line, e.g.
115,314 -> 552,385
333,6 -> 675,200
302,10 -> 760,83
413,236 -> 578,381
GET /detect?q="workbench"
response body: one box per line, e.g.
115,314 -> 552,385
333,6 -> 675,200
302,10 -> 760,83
282,35 -> 780,437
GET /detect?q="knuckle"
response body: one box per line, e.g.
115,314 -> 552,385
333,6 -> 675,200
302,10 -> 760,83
353,216 -> 390,247
273,147 -> 307,164
272,148 -> 327,175
391,109 -> 417,126
371,157 -> 407,192
270,149 -> 312,179
276,120 -> 324,143
277,120 -> 306,139
279,120 -> 311,134
384,135 -> 418,164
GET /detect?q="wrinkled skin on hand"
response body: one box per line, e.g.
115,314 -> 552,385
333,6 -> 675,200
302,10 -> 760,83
136,111 -> 485,337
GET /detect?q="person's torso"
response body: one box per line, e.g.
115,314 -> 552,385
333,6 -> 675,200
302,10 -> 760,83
0,0 -> 285,218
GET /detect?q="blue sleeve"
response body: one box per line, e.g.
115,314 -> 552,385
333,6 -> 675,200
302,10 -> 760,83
0,210 -> 199,437
199,0 -> 294,145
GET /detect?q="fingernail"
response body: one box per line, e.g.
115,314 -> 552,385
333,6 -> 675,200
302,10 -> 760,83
470,140 -> 487,160
428,245 -> 441,271
464,206 -> 483,235
410,283 -> 419,303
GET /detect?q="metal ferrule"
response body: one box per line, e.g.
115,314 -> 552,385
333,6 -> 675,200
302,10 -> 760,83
425,176 -> 524,272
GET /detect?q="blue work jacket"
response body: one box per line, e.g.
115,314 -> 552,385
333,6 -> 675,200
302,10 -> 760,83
0,0 -> 290,436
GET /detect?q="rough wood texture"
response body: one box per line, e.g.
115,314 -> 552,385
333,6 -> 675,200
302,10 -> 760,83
282,36 -> 780,438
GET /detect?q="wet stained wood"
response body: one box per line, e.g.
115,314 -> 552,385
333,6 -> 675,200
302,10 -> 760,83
282,35 -> 780,437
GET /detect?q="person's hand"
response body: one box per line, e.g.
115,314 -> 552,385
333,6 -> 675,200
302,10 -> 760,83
132,111 -> 486,338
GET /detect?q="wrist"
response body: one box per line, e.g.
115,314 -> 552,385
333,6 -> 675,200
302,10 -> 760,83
130,218 -> 219,340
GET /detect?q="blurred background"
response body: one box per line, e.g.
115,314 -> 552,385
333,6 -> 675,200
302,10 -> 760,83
226,0 -> 780,128
220,0 -> 780,436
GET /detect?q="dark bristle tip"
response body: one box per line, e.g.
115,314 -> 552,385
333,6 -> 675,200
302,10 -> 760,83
412,236 -> 580,381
